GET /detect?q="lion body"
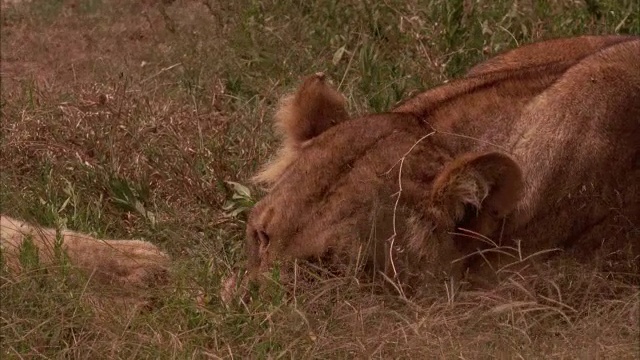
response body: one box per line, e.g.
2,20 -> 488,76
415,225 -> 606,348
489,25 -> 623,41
248,36 -> 640,289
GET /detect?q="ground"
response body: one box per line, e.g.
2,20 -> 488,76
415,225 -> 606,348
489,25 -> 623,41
1,0 -> 639,358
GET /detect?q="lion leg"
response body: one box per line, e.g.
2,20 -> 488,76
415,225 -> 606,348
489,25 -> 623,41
0,215 -> 170,288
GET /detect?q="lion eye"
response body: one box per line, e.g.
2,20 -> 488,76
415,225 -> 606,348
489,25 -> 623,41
257,230 -> 270,251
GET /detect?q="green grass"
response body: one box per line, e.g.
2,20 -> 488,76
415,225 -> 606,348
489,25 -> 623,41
1,0 -> 639,358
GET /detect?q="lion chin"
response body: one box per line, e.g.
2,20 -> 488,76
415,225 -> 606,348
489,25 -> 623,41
240,35 -> 640,297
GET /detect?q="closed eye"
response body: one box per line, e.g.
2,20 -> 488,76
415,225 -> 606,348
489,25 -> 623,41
257,230 -> 270,251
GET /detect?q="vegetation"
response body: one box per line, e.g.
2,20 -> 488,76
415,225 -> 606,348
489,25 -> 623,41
1,0 -> 638,358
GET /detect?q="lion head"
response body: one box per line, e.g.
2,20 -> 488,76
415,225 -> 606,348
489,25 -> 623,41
247,74 -> 525,289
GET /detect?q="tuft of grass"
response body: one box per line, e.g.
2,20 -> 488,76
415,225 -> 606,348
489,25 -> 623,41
1,0 -> 638,358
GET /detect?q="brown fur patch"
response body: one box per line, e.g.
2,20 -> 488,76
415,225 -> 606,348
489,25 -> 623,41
246,36 -> 640,290
466,35 -> 637,76
253,72 -> 349,186
0,215 -> 170,288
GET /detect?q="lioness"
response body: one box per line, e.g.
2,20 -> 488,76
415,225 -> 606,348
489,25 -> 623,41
246,36 -> 640,292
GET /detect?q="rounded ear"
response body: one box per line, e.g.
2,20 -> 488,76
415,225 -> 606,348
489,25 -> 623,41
276,72 -> 349,143
253,73 -> 349,186
430,152 -> 524,236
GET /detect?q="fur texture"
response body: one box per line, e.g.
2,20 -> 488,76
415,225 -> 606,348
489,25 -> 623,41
253,72 -> 349,186
1,215 -> 170,288
246,36 -> 640,290
466,35 -> 637,76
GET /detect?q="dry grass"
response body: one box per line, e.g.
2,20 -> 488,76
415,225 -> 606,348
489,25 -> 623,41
1,0 -> 639,358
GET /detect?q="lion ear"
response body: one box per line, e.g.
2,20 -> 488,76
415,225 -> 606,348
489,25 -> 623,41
275,72 -> 349,144
253,73 -> 349,186
430,152 -> 524,236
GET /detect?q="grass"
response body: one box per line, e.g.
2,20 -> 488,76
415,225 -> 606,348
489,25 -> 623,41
1,0 -> 639,358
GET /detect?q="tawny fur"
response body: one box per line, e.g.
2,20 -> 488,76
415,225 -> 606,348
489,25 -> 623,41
1,215 -> 170,288
253,72 -> 349,186
466,35 -> 637,76
246,36 -> 640,290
